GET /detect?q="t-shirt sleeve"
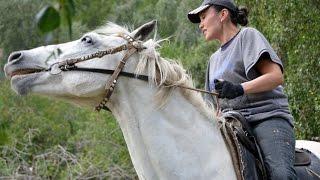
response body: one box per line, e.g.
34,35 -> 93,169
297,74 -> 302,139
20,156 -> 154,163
241,28 -> 283,80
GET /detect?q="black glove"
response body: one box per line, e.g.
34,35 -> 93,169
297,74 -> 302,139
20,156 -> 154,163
214,79 -> 244,99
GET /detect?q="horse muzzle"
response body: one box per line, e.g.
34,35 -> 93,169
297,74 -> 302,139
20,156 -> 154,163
4,51 -> 45,79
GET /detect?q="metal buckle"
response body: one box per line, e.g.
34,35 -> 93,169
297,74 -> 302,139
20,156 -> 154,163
50,63 -> 62,75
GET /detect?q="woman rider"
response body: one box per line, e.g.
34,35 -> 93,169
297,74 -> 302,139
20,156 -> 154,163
187,0 -> 296,179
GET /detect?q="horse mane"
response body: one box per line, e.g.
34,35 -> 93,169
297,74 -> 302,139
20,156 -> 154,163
94,22 -> 216,119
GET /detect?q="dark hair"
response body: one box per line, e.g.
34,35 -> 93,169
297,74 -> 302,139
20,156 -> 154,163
212,5 -> 249,26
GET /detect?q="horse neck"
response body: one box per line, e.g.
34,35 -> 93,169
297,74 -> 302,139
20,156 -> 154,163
109,78 -> 237,179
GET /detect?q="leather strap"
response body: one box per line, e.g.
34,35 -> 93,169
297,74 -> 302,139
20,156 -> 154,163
95,48 -> 138,111
63,66 -> 149,82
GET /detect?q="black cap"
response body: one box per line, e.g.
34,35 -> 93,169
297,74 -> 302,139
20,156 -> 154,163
188,0 -> 237,23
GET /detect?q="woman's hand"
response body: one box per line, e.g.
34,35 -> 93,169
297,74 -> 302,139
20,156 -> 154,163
214,79 -> 244,99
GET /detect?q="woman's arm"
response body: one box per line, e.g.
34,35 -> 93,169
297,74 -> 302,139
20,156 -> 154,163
241,58 -> 284,94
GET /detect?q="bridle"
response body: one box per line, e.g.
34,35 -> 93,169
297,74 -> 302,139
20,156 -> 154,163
46,33 -> 146,111
45,33 -> 219,112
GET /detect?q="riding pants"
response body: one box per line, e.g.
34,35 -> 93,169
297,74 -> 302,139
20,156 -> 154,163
251,118 -> 297,180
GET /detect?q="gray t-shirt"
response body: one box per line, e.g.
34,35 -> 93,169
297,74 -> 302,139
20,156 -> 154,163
204,27 -> 294,126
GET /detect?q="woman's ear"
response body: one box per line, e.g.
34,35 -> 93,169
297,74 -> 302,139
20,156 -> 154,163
219,9 -> 229,22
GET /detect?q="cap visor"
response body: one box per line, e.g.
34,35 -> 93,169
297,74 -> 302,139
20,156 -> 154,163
187,5 -> 210,23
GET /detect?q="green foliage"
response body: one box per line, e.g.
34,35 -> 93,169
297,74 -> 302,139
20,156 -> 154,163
154,0 -> 178,37
0,81 -> 135,178
58,0 -> 76,39
74,0 -> 116,29
36,0 -> 75,39
0,0 -> 319,178
283,2 -> 320,138
36,5 -> 61,33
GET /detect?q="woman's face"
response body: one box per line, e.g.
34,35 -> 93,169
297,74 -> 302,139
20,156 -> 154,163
199,7 -> 222,41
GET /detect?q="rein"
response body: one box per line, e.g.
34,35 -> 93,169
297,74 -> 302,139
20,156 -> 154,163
46,33 -> 220,112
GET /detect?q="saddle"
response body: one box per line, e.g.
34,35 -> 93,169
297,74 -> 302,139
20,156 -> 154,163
295,148 -> 311,166
219,110 -> 311,180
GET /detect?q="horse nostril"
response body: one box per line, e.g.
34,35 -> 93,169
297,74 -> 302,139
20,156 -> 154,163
8,51 -> 23,62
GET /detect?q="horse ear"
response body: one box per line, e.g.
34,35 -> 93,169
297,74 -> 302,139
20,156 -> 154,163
131,20 -> 157,41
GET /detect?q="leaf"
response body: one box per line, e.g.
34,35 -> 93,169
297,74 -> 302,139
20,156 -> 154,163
36,5 -> 60,33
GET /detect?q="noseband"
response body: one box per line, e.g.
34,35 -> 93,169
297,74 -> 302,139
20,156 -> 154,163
47,33 -> 147,111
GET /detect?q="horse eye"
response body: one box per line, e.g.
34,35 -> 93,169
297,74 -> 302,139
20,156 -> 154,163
81,36 -> 94,45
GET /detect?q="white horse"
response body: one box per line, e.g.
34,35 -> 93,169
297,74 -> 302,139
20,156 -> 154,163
4,20 -> 320,179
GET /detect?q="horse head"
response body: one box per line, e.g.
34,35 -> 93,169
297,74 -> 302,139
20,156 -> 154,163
4,20 -> 157,109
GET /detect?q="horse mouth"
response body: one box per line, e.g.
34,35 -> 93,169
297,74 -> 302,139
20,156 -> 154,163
10,69 -> 43,78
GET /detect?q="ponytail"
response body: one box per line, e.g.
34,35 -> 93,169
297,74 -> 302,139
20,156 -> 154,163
213,5 -> 249,26
234,6 -> 249,26
212,5 -> 249,26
